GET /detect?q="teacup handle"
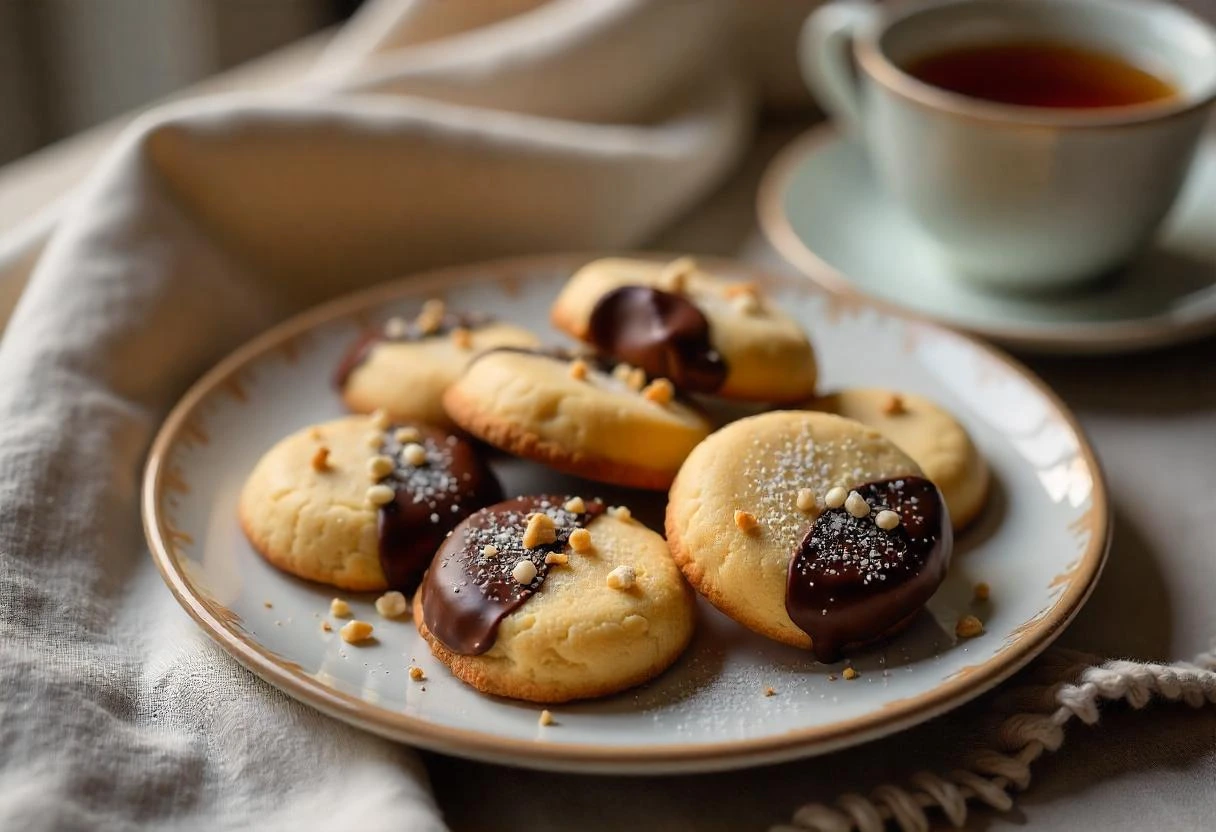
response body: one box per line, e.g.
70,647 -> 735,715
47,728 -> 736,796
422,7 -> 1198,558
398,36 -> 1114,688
799,0 -> 878,137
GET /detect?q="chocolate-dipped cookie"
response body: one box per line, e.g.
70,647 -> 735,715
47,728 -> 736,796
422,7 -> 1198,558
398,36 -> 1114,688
442,347 -> 712,490
238,413 -> 502,592
416,495 -> 696,703
336,299 -> 537,427
807,388 -> 991,530
550,257 -> 817,402
666,411 -> 952,660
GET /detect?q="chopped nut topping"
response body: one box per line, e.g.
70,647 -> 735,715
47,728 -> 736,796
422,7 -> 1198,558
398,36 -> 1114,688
612,363 -> 633,383
545,552 -> 569,566
734,509 -> 759,534
311,447 -> 331,472
660,256 -> 697,293
369,409 -> 390,430
384,317 -> 409,339
394,426 -> 421,444
401,443 -> 428,467
321,620 -> 332,632
607,506 -> 632,522
606,565 -> 637,590
732,293 -> 761,315
843,667 -> 859,680
330,598 -> 351,618
522,512 -> 557,549
481,544 -> 499,558
875,509 -> 901,530
641,378 -> 674,405
844,490 -> 870,518
568,359 -> 588,381
974,582 -> 991,602
511,559 -> 538,585
563,496 -> 586,514
451,327 -> 473,350
339,620 -> 374,644
568,528 -> 593,553
408,665 -> 425,681
365,431 -> 384,448
374,591 -> 408,619
416,299 -> 446,334
538,709 -> 555,727
796,488 -> 816,513
883,394 -> 906,416
626,367 -> 647,392
723,281 -> 759,299
956,615 -> 984,639
367,454 -> 394,480
366,484 -> 395,506
764,687 -> 776,697
824,486 -> 847,509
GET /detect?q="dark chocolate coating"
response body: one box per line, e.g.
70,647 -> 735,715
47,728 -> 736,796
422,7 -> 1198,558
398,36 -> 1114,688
375,425 -> 502,593
586,286 -> 727,393
420,495 -> 605,655
786,476 -> 952,663
334,311 -> 488,388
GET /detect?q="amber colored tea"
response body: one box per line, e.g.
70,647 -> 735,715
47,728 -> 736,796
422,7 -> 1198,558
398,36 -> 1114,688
905,41 -> 1176,108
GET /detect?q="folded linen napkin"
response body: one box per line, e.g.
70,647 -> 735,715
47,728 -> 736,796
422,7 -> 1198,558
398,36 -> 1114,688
0,1 -> 758,827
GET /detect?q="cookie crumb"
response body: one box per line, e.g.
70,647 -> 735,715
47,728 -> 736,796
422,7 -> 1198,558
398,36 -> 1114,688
569,528 -> 593,553
843,667 -> 859,680
416,299 -> 446,334
545,552 -> 569,566
321,620 -> 332,632
367,454 -> 394,480
568,359 -> 588,381
563,496 -> 586,514
451,327 -> 473,350
310,447 -> 331,472
956,615 -> 984,639
608,505 -> 632,522
384,317 -> 409,339
660,256 -> 697,293
408,665 -> 425,681
883,394 -> 906,416
875,509 -> 901,530
734,509 -> 759,534
369,409 -> 390,430
764,687 -> 776,697
538,709 -> 555,727
481,544 -> 499,558
330,598 -> 352,618
606,565 -> 637,590
339,620 -> 374,644
723,281 -> 758,299
366,484 -> 395,506
641,378 -> 674,405
394,426 -> 421,444
824,486 -> 847,509
375,591 -> 408,619
827,673 -> 838,682
401,443 -> 428,467
844,490 -> 870,518
263,600 -> 273,609
511,559 -> 539,585
796,488 -> 816,513
522,512 -> 557,549
974,582 -> 991,602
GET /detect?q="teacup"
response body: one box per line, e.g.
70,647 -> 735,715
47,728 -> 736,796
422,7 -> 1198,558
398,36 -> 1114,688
800,0 -> 1216,291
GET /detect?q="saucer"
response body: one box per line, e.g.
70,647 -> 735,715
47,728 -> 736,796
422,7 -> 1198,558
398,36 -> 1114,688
759,124 -> 1216,354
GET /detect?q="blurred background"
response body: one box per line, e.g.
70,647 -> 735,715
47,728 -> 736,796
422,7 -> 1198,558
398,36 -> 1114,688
0,0 -> 362,165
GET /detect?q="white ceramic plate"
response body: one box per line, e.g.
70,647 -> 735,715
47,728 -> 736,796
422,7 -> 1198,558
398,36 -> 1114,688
143,254 -> 1109,774
759,125 -> 1216,354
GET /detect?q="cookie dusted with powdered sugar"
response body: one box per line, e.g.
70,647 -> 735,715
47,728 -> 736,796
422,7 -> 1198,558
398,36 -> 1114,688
415,495 -> 695,702
666,411 -> 952,662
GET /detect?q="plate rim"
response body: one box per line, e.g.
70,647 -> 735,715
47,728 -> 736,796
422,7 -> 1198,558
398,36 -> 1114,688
142,252 -> 1111,773
757,123 -> 1216,355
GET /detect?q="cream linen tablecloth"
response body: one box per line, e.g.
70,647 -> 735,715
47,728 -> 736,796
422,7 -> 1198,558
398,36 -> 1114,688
2,2 -> 1215,831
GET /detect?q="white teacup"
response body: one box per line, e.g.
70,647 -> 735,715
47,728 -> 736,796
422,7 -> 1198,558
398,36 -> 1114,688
800,0 -> 1216,291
